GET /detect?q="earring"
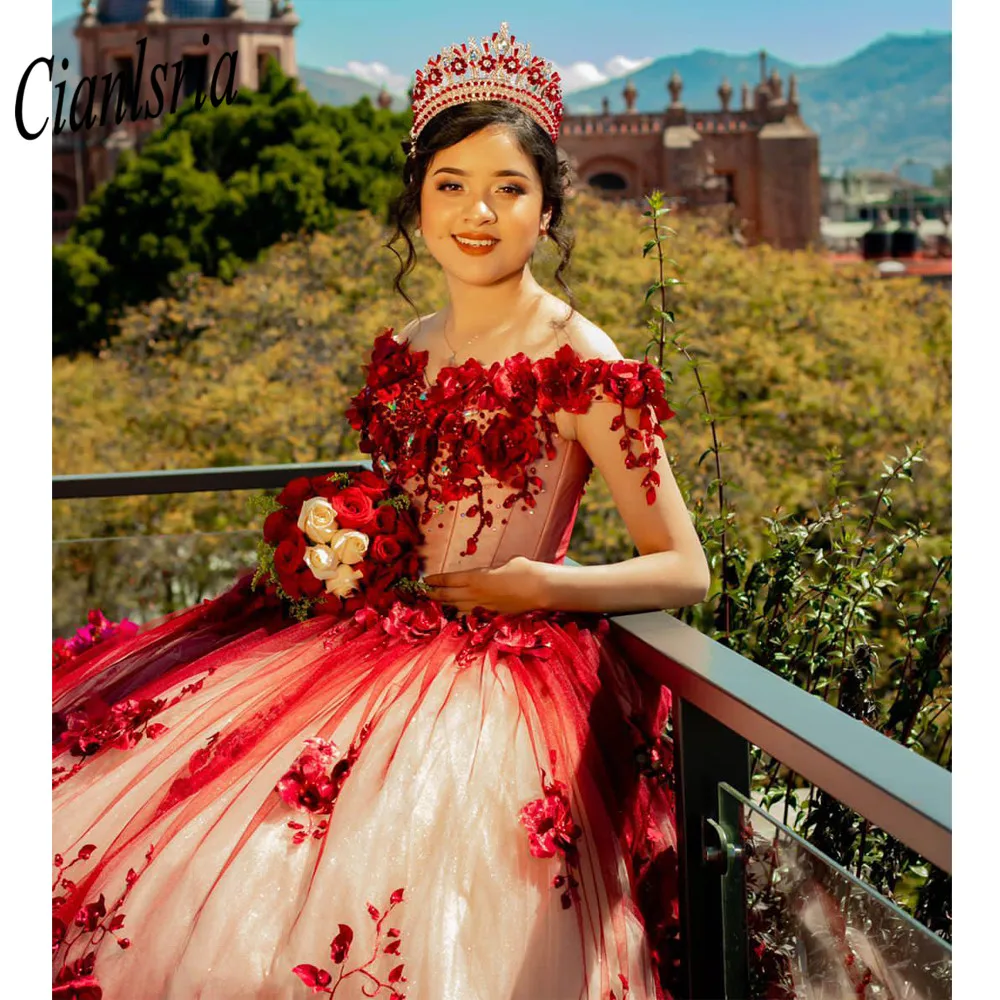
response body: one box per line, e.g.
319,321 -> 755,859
415,226 -> 422,238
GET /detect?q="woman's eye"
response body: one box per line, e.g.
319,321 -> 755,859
437,182 -> 461,191
500,184 -> 526,195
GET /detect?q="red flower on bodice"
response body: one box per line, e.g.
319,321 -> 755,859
344,330 -> 675,556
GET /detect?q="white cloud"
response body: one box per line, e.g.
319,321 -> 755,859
324,60 -> 409,96
325,53 -> 653,99
555,55 -> 653,94
553,61 -> 607,93
604,55 -> 653,79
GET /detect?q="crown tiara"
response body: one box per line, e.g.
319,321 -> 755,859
409,23 -> 563,147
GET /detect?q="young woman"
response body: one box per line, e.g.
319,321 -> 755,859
52,23 -> 709,999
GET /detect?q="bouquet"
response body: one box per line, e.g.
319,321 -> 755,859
250,469 -> 428,621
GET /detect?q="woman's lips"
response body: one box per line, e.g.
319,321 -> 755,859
452,235 -> 500,256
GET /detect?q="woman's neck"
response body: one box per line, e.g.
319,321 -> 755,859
442,267 -> 545,340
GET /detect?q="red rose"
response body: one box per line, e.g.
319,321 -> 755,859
374,504 -> 399,534
353,469 -> 392,499
277,477 -> 315,510
274,534 -> 307,579
263,510 -> 298,545
330,487 -> 376,530
297,567 -> 325,600
370,535 -> 403,565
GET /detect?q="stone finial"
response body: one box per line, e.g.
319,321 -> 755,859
80,0 -> 97,26
226,0 -> 247,19
759,49 -> 767,83
280,1 -> 299,23
623,79 -> 637,112
667,70 -> 683,107
788,72 -> 799,105
145,0 -> 166,22
769,66 -> 783,101
741,81 -> 750,111
601,96 -> 610,115
377,87 -> 392,110
718,77 -> 732,112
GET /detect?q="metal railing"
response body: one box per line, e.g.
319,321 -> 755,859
54,461 -> 952,999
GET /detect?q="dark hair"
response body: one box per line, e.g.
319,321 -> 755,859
385,101 -> 575,320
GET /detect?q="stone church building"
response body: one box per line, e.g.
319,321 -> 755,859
54,6 -> 819,250
559,53 -> 821,249
53,1 -> 300,239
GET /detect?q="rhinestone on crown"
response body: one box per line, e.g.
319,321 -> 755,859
410,22 -> 563,146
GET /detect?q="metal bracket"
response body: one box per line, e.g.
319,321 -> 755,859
703,815 -> 747,875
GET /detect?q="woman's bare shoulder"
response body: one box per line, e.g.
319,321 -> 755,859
392,312 -> 441,348
554,307 -> 626,364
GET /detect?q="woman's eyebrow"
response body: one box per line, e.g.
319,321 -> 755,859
431,167 -> 532,179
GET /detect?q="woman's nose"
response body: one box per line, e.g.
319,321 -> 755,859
464,197 -> 497,226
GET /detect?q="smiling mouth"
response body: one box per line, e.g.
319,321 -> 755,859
452,235 -> 500,254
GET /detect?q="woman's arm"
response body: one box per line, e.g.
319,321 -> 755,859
536,385 -> 710,614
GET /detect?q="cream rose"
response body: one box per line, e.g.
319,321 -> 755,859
325,562 -> 364,598
302,542 -> 340,581
297,497 -> 339,544
330,528 -> 369,566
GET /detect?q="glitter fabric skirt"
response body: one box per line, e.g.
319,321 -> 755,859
53,576 -> 678,999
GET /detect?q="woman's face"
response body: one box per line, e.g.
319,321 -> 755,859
418,124 -> 550,287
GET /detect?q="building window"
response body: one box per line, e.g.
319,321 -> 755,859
112,56 -> 135,107
588,172 -> 628,192
181,53 -> 209,99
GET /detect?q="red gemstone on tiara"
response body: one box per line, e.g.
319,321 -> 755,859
409,22 -> 562,145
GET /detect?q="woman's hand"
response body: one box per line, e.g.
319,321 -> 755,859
423,556 -> 550,615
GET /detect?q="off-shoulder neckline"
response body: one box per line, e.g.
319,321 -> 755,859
384,328 -> 644,389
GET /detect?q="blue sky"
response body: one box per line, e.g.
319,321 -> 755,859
52,1 -> 950,94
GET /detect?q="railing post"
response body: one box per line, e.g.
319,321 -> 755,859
672,697 -> 750,998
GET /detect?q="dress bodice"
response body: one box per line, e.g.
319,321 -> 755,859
346,329 -> 674,576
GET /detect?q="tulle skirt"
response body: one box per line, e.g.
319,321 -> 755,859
52,577 -> 678,999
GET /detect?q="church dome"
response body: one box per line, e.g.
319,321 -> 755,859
164,1 -> 227,16
98,0 -> 149,22
99,1 -> 276,21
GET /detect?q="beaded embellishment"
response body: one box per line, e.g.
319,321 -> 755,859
410,22 -> 563,145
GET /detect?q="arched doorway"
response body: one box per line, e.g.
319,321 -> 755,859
588,171 -> 628,192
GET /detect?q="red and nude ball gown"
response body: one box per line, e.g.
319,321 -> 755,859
52,329 -> 680,999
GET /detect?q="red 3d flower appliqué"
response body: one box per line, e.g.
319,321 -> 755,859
345,329 -> 677,556
276,726 -> 373,844
518,768 -> 583,910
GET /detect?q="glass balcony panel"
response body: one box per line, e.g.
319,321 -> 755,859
52,530 -> 258,638
719,782 -> 951,1000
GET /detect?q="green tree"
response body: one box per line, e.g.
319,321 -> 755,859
53,62 -> 411,356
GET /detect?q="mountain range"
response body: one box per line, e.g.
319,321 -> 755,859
51,21 -> 950,174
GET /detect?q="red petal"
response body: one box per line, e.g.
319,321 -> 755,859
389,887 -> 405,905
291,964 -> 324,988
367,903 -> 380,921
383,939 -> 401,955
388,964 -> 405,983
77,844 -> 97,861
